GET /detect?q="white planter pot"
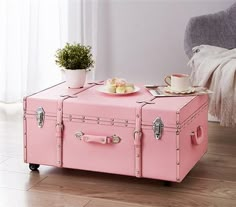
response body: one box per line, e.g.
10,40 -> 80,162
65,69 -> 86,88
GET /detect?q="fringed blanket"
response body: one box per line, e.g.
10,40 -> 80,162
188,45 -> 236,127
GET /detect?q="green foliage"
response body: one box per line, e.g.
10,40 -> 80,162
55,43 -> 94,70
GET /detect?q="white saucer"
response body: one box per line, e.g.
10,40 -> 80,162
164,86 -> 195,94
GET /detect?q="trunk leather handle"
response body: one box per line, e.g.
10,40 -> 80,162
75,131 -> 121,144
191,126 -> 204,145
83,135 -> 108,144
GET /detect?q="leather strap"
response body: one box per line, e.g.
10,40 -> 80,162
55,82 -> 102,167
134,98 -> 155,177
56,99 -> 64,167
134,104 -> 143,177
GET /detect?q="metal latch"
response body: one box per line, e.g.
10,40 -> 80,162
36,107 -> 45,128
152,117 -> 164,140
110,135 -> 121,144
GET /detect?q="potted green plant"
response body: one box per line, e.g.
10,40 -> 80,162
55,43 -> 94,88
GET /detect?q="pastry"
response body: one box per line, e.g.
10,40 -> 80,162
125,83 -> 134,93
116,86 -> 126,94
105,78 -> 134,94
106,85 -> 116,93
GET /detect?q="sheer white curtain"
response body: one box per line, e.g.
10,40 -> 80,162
67,0 -> 98,83
0,0 -> 98,103
0,0 -> 68,103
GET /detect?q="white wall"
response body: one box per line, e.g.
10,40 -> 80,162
95,0 -> 235,84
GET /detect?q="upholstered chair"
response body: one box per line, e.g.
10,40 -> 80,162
184,3 -> 236,58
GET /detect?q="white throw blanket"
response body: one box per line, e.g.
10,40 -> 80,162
188,45 -> 236,127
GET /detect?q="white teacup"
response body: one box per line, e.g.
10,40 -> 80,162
164,73 -> 191,92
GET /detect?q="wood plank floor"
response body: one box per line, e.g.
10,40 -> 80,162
0,103 -> 235,207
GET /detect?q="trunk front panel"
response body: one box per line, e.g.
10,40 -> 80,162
142,127 -> 177,181
63,120 -> 136,176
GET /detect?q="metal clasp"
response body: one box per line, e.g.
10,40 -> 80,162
36,107 -> 45,128
75,131 -> 84,140
110,135 -> 121,144
152,117 -> 164,140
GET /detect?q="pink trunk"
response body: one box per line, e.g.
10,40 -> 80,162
24,82 -> 208,182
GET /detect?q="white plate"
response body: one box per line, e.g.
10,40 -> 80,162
97,85 -> 140,95
164,86 -> 195,94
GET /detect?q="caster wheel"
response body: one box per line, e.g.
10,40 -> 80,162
29,163 -> 40,171
163,181 -> 172,187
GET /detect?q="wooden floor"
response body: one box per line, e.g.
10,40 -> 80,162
0,103 -> 235,207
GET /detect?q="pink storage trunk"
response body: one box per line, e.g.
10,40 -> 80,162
23,82 -> 208,182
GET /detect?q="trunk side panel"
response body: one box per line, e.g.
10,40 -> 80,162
178,105 -> 208,181
178,95 -> 208,124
